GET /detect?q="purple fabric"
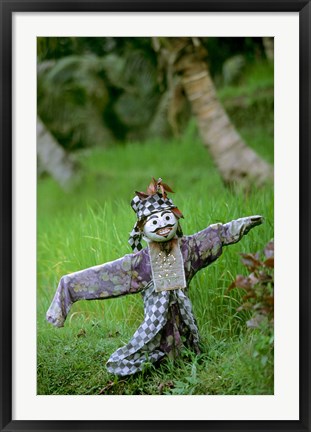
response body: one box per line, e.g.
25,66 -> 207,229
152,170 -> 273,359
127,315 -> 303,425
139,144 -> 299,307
46,216 -> 262,374
46,222 -> 225,327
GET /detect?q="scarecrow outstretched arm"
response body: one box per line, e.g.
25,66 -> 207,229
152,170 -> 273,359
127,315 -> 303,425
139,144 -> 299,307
188,215 -> 263,273
46,252 -> 149,328
220,215 -> 263,245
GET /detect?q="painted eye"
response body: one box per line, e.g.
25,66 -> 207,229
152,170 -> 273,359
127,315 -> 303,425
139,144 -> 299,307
152,220 -> 157,225
165,215 -> 170,221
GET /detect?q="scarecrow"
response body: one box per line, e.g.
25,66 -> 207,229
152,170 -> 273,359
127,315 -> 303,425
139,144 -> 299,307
46,178 -> 263,376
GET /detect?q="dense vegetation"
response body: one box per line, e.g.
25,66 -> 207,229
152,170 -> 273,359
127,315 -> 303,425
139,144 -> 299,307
37,37 -> 272,149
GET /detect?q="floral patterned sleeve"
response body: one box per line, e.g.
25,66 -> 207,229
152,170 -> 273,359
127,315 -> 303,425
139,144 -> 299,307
219,216 -> 263,245
46,250 -> 151,328
186,216 -> 263,274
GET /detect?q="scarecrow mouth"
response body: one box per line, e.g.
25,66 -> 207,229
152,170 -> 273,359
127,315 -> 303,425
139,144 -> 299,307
155,226 -> 173,237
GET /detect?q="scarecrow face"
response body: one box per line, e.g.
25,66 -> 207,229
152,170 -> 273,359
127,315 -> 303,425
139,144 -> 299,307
143,210 -> 178,242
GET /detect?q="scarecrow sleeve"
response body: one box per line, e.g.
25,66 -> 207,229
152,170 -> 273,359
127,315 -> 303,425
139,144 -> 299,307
187,215 -> 263,273
220,215 -> 263,245
46,250 -> 151,328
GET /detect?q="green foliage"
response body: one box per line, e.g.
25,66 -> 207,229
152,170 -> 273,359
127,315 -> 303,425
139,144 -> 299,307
216,60 -> 274,164
38,54 -> 113,150
204,37 -> 266,79
37,37 -> 273,150
37,120 -> 274,395
37,40 -> 168,145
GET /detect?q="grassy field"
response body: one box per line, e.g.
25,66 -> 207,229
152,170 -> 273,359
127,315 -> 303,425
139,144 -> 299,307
37,134 -> 274,395
37,63 -> 274,395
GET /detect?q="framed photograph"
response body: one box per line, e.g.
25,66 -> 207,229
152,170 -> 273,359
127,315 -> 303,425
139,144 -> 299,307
1,0 -> 310,431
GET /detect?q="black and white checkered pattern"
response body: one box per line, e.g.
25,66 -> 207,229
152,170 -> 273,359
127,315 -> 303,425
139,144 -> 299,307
131,193 -> 175,221
128,224 -> 143,252
128,193 -> 177,252
106,282 -> 199,376
175,289 -> 200,346
106,282 -> 169,375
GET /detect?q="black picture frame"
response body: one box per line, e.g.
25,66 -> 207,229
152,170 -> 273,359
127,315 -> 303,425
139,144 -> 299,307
1,1 -> 310,431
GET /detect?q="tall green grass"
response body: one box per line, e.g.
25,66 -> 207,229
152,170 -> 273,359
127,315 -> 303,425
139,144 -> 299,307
37,121 -> 274,395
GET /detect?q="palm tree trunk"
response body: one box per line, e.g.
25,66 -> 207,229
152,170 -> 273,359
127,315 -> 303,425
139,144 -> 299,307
37,117 -> 78,189
159,38 -> 273,188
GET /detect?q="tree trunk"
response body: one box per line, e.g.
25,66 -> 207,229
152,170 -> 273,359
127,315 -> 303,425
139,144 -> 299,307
158,38 -> 273,189
262,37 -> 274,61
37,117 -> 78,189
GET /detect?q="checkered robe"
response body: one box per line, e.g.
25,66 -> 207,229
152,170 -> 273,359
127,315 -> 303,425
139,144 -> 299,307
46,216 -> 260,376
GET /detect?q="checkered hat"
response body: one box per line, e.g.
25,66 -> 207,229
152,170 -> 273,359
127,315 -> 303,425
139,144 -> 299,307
131,193 -> 175,220
128,179 -> 182,252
